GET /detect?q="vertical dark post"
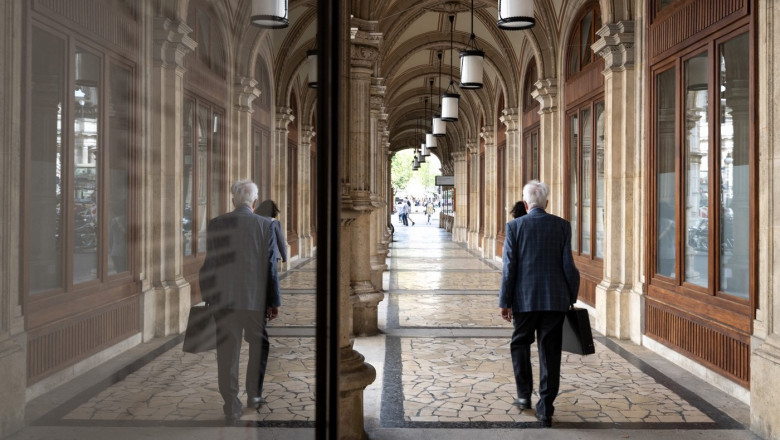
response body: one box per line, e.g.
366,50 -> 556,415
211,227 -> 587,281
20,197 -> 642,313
315,0 -> 340,438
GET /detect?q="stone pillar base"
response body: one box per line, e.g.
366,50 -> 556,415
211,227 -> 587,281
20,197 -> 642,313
468,231 -> 480,250
370,262 -> 386,294
0,336 -> 26,438
453,226 -> 467,243
595,280 -> 632,339
352,289 -> 384,337
751,337 -> 780,440
142,277 -> 190,340
339,346 -> 377,440
482,235 -> 496,259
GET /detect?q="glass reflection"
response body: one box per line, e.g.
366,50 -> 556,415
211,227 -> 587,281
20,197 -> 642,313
684,52 -> 709,288
581,107 -> 592,256
595,102 -> 605,259
183,98 -> 194,256
570,114 -> 579,252
108,64 -> 131,274
656,68 -> 677,278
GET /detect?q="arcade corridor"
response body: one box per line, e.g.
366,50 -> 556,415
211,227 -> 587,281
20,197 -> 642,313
7,216 -> 758,440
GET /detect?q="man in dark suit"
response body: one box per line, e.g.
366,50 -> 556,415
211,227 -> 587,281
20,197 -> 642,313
499,180 -> 580,428
199,180 -> 281,426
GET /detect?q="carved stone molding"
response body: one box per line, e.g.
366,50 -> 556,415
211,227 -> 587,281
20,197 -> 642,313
451,151 -> 467,162
500,108 -> 520,131
152,18 -> 196,72
276,107 -> 295,130
480,126 -> 495,145
592,21 -> 635,73
532,78 -> 558,114
301,125 -> 316,142
233,76 -> 260,111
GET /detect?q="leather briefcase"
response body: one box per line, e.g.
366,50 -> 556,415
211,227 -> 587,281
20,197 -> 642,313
183,303 -> 217,353
561,307 -> 595,355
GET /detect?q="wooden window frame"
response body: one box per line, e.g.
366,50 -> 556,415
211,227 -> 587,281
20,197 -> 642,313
566,1 -> 602,80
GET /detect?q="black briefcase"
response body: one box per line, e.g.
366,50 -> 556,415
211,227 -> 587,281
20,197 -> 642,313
561,307 -> 595,355
183,303 -> 217,353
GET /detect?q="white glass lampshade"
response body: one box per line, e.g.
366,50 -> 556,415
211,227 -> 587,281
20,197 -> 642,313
251,0 -> 289,28
497,0 -> 535,30
426,132 -> 438,149
413,156 -> 420,169
421,142 -> 429,157
459,49 -> 484,89
432,114 -> 446,137
686,54 -> 708,91
419,151 -> 426,163
75,51 -> 99,87
307,50 -> 317,88
441,93 -> 460,121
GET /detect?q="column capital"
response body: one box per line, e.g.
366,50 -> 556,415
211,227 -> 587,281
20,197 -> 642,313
500,108 -> 521,131
233,76 -> 260,111
350,25 -> 381,71
276,107 -> 295,130
593,21 -> 635,73
532,78 -> 558,114
153,18 -> 196,72
481,126 -> 495,145
451,151 -> 467,161
466,139 -> 479,155
301,125 -> 316,142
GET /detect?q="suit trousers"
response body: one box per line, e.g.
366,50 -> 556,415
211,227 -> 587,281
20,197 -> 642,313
214,309 -> 267,417
510,311 -> 566,418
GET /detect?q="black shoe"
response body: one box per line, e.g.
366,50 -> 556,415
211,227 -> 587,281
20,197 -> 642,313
247,396 -> 267,409
512,397 -> 531,409
536,412 -> 552,428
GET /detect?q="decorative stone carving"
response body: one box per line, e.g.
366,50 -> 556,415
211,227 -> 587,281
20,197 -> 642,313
532,78 -> 558,114
152,18 -> 196,72
233,76 -> 260,112
500,108 -> 520,132
592,21 -> 635,73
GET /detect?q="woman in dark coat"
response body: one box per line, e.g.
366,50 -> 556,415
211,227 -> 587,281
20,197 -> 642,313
255,200 -> 287,263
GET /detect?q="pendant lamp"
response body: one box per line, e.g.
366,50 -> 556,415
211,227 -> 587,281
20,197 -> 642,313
424,96 -> 437,151
251,0 -> 289,28
442,15 -> 460,121
307,48 -> 317,88
459,0 -> 484,89
497,0 -> 535,30
432,56 -> 446,137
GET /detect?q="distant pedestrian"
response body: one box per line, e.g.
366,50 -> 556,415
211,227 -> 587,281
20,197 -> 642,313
426,201 -> 435,224
406,200 -> 415,226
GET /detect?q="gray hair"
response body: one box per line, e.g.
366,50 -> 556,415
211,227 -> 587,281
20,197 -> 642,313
231,180 -> 258,208
522,180 -> 549,209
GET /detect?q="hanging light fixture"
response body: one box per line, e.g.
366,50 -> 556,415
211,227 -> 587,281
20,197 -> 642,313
497,0 -> 535,30
459,0 -> 484,89
424,96 -> 437,151
251,0 -> 289,28
307,47 -> 317,88
419,117 -> 429,158
442,15 -> 460,122
432,55 -> 446,137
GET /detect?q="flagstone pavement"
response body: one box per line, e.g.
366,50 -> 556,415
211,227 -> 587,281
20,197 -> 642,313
10,211 -> 761,440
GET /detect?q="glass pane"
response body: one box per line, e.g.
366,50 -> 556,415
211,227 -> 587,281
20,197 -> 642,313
197,104 -> 210,254
73,48 -> 100,284
719,33 -> 750,299
684,52 -> 709,288
183,99 -> 194,257
656,67 -> 677,278
198,11 -> 210,67
569,114 -> 578,252
595,102 -> 605,259
532,132 -> 539,180
29,28 -> 65,294
568,32 -> 579,76
581,11 -> 593,66
581,107 -> 592,256
108,63 -> 131,275
524,134 -> 532,183
210,112 -> 222,222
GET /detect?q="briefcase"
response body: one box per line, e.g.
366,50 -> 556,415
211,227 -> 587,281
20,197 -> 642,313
183,303 -> 217,353
561,307 -> 595,355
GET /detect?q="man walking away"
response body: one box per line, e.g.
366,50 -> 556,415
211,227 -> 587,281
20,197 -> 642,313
498,180 -> 580,428
199,180 -> 281,426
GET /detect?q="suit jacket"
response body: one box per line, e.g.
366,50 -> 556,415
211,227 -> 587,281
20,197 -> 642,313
499,207 -> 580,313
199,205 -> 281,311
270,219 -> 288,263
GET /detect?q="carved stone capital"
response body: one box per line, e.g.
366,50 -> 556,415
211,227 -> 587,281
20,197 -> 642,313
532,78 -> 558,114
301,125 -> 316,142
593,21 -> 635,73
153,18 -> 196,71
276,107 -> 295,130
500,108 -> 520,131
480,126 -> 495,145
451,151 -> 467,162
466,140 -> 479,155
233,76 -> 260,111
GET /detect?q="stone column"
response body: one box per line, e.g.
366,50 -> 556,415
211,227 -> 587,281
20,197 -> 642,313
0,0 -> 27,435
231,76 -> 260,182
467,141 -> 480,249
501,108 -> 522,210
369,78 -> 388,289
592,21 -> 639,340
348,24 -> 383,336
452,151 -> 468,242
141,18 -> 196,339
274,107 -> 294,270
532,79 -> 562,215
752,1 -> 780,437
377,128 -> 392,259
298,125 -> 315,258
481,126 -> 497,258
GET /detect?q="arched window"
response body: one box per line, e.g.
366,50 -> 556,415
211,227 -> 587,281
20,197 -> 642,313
522,58 -> 540,184
253,58 -> 273,201
187,0 -> 226,79
566,3 -> 602,78
522,61 -> 538,113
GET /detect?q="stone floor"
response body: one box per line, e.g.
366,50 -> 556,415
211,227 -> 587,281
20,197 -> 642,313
9,212 -> 761,440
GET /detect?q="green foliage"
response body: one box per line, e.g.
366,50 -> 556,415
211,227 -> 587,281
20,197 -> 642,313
390,149 -> 441,197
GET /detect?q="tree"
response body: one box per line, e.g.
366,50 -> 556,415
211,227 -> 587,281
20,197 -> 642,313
390,149 -> 441,198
